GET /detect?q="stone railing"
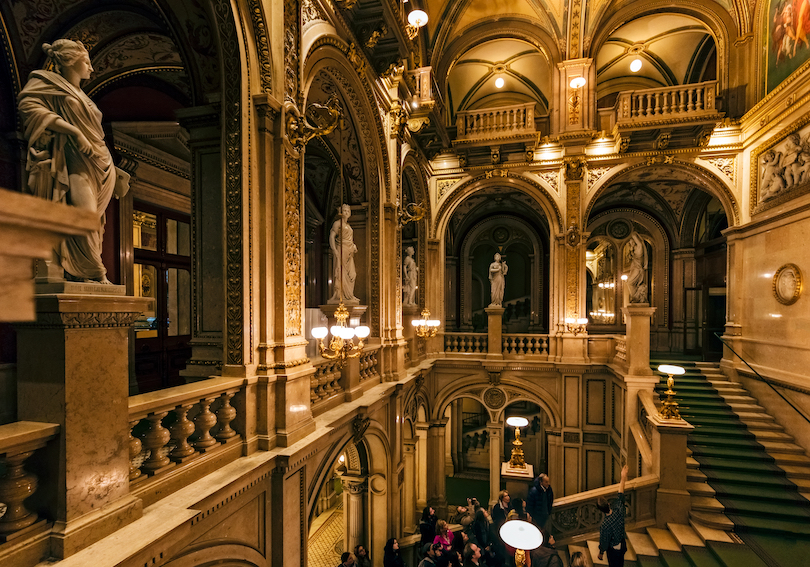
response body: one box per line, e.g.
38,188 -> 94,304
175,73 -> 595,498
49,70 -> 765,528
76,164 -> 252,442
615,80 -> 719,124
359,347 -> 380,383
411,66 -> 445,117
502,334 -> 549,358
550,474 -> 658,543
128,377 -> 243,485
444,333 -> 488,354
0,421 -> 59,540
456,102 -> 536,140
614,335 -> 627,364
311,358 -> 343,405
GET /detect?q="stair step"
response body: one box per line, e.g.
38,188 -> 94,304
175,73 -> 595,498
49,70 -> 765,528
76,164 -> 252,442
709,482 -> 806,503
666,523 -> 705,548
689,445 -> 773,461
687,482 -> 715,497
625,533 -> 654,558
689,520 -> 734,543
749,429 -> 793,442
688,470 -> 707,483
759,440 -> 808,454
782,465 -> 810,479
733,412 -> 778,424
689,510 -> 734,531
727,402 -> 766,412
647,527 -> 680,551
686,456 -> 700,469
718,496 -> 810,520
679,546 -> 725,567
706,541 -> 770,567
690,496 -> 725,513
772,452 -> 810,466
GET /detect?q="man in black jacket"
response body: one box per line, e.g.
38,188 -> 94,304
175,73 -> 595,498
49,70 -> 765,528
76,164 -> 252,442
527,473 -> 554,530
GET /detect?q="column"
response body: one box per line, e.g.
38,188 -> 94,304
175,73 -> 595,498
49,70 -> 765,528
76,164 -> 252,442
450,400 -> 463,473
342,475 -> 367,552
487,421 -> 503,506
176,105 -> 224,381
648,413 -> 694,525
426,421 -> 448,515
403,440 -> 417,533
416,422 -> 428,510
15,293 -> 150,558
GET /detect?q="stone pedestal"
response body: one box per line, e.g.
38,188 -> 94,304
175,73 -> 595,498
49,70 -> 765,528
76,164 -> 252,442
403,304 -> 419,364
647,412 -> 694,526
319,303 -> 368,326
559,335 -> 589,364
622,304 -> 656,376
485,307 -> 505,359
15,293 -> 150,558
501,463 -> 534,501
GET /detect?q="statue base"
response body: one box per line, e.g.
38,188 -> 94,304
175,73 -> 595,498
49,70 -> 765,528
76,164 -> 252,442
501,462 -> 534,501
36,280 -> 126,296
319,303 -> 368,325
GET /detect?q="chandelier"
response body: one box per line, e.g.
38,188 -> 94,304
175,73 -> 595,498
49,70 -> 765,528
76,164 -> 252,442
412,307 -> 440,338
312,303 -> 370,366
564,317 -> 588,335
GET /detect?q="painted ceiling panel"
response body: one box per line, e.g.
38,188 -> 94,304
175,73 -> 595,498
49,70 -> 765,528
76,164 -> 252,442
455,0 -> 542,33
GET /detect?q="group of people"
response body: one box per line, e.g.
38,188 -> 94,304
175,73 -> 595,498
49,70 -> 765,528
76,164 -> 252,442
340,465 -> 628,567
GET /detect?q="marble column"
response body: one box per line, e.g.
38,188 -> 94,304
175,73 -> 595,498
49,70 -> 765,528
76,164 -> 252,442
15,293 -> 149,558
648,412 -> 694,526
450,400 -> 463,473
486,307 -> 505,359
487,421 -> 503,506
403,440 -> 417,533
342,475 -> 367,552
416,423 -> 428,511
176,105 -> 224,381
622,305 -> 656,377
426,421 -> 448,515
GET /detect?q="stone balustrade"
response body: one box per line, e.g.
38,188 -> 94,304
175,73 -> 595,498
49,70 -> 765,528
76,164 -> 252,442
502,334 -> 549,357
455,102 -> 536,140
128,377 -> 243,483
614,335 -> 627,364
311,358 -> 343,406
615,80 -> 718,124
359,348 -> 380,383
550,474 -> 658,543
444,333 -> 488,354
0,421 -> 59,541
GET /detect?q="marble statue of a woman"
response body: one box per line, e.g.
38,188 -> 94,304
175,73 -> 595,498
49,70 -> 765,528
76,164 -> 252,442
489,253 -> 508,307
329,204 -> 359,302
18,39 -> 128,283
625,232 -> 648,303
403,246 -> 418,306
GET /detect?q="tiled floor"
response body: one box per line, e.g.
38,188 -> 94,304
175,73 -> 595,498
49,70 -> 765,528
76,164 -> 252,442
308,503 -> 344,567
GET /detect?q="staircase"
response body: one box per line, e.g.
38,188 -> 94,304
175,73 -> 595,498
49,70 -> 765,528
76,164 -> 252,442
561,521 -> 768,566
650,359 -> 810,539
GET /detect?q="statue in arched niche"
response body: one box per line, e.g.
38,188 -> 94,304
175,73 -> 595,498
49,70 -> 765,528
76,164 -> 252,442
329,204 -> 359,302
18,39 -> 129,283
403,246 -> 418,306
489,253 -> 508,307
624,232 -> 648,304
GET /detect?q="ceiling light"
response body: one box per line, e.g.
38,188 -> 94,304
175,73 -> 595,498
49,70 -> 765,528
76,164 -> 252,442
495,77 -> 504,89
630,58 -> 642,72
408,9 -> 428,28
569,77 -> 586,89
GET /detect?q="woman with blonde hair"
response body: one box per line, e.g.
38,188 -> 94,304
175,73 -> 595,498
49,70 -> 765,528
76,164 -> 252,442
433,519 -> 455,551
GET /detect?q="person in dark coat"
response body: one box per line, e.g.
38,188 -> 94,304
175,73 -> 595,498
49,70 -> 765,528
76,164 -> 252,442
384,538 -> 406,567
526,473 -> 554,530
528,528 -> 562,567
420,506 -> 438,547
355,545 -> 371,567
490,490 -> 510,528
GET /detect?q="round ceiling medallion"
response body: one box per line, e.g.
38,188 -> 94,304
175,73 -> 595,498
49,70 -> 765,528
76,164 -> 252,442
608,219 -> 631,239
773,264 -> 802,305
484,387 -> 506,409
493,227 -> 509,243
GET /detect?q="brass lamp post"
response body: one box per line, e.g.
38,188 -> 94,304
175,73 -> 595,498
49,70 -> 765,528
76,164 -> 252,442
657,364 -> 685,419
506,416 -> 529,468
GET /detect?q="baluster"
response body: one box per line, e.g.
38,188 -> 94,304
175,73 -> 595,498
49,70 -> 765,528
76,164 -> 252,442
645,93 -> 653,116
170,403 -> 197,461
696,87 -> 704,111
129,419 -> 143,481
505,337 -> 514,354
311,375 -> 319,403
653,93 -> 660,115
687,89 -> 695,112
194,397 -> 218,451
679,89 -> 687,112
541,337 -> 549,356
214,392 -> 237,442
631,94 -> 639,118
140,411 -> 172,473
0,449 -> 39,535
663,91 -> 671,115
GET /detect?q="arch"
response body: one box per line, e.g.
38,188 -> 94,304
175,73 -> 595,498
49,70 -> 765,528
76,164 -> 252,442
402,150 -> 432,311
433,374 -> 562,429
584,159 -> 740,227
164,543 -> 265,566
434,173 -> 564,240
586,0 -> 737,96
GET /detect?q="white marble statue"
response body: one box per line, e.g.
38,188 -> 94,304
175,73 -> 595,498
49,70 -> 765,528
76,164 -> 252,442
18,39 -> 129,283
329,203 -> 359,302
488,253 -> 508,307
624,232 -> 648,304
403,246 -> 418,306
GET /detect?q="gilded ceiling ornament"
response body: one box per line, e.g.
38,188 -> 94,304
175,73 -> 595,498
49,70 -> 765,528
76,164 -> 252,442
365,25 -> 387,49
249,0 -> 272,94
302,0 -> 324,24
286,94 -> 342,147
564,157 -> 585,181
646,154 -> 674,166
352,415 -> 371,443
347,43 -> 367,74
587,166 -> 611,190
437,178 -> 460,200
705,157 -> 736,182
485,169 -> 508,179
565,223 -> 581,248
537,170 -> 560,193
335,0 -> 358,9
407,117 -> 430,132
773,264 -> 803,305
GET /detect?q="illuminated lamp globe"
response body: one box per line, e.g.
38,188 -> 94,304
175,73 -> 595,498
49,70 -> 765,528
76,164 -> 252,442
495,77 -> 505,89
500,519 -> 543,551
408,9 -> 428,28
569,76 -> 587,89
506,416 -> 529,428
630,58 -> 643,72
355,326 -> 371,339
658,364 -> 685,376
577,318 -> 588,325
312,327 -> 328,339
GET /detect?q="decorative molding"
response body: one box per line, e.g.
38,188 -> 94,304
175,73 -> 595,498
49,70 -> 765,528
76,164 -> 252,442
705,156 -> 736,184
284,152 -> 303,337
483,387 -> 506,409
20,311 -> 142,329
537,170 -> 560,193
437,177 -> 460,201
352,415 -> 371,443
248,0 -> 272,94
586,166 -> 611,191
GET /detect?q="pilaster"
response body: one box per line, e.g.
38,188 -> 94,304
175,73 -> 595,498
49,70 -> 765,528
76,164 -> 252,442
486,420 -> 503,505
426,420 -> 448,515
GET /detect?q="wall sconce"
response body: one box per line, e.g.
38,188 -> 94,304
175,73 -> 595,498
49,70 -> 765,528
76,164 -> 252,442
505,416 -> 529,468
312,303 -> 370,368
657,364 -> 684,419
564,317 -> 588,335
412,307 -> 440,338
569,76 -> 586,89
405,7 -> 428,40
